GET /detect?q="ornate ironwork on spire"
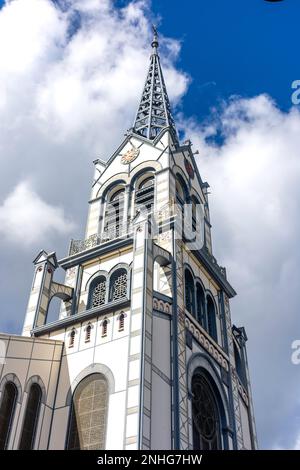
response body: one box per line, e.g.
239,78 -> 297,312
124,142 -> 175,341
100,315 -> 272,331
132,26 -> 178,142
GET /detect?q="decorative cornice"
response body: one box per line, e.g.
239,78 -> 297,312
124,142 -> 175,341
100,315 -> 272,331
32,298 -> 130,336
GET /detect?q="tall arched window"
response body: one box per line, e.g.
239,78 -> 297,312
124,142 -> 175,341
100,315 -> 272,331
135,175 -> 155,214
67,374 -> 109,450
176,175 -> 188,205
104,187 -> 125,238
234,343 -> 247,388
109,269 -> 128,302
191,196 -> 200,232
185,269 -> 195,317
19,383 -> 42,450
0,382 -> 17,449
88,275 -> 107,309
176,175 -> 189,238
207,296 -> 218,343
192,373 -> 221,450
196,283 -> 206,327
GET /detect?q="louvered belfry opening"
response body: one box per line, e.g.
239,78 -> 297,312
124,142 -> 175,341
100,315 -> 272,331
104,188 -> 125,239
135,176 -> 155,214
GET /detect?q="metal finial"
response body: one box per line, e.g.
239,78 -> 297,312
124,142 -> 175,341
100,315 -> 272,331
151,24 -> 159,52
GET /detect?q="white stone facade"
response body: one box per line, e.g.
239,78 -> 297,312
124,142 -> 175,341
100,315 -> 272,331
0,37 -> 258,451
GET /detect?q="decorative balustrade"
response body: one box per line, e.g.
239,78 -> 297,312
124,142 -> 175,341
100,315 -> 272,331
69,223 -> 133,256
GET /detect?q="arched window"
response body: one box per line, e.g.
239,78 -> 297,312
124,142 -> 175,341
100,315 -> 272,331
0,382 -> 17,449
176,175 -> 189,238
135,175 -> 155,213
85,324 -> 92,343
67,374 -> 109,450
19,384 -> 42,450
104,187 -> 125,238
88,275 -> 107,309
196,283 -> 206,327
207,296 -> 218,342
101,319 -> 108,337
192,373 -> 221,450
185,269 -> 195,317
69,329 -> 76,348
176,175 -> 188,205
192,196 -> 200,232
109,269 -> 128,302
234,343 -> 247,388
118,312 -> 125,332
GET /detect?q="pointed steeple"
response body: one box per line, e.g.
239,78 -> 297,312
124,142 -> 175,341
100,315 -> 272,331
132,26 -> 178,142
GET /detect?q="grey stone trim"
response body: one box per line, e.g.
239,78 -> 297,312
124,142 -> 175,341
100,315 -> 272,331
65,362 -> 115,406
126,406 -> 139,415
130,329 -> 141,337
128,379 -> 140,387
145,330 -> 152,340
0,373 -> 22,404
142,436 -> 150,447
152,364 -> 171,386
24,375 -> 47,404
186,352 -> 231,428
129,353 -> 140,362
144,379 -> 151,390
32,299 -> 130,336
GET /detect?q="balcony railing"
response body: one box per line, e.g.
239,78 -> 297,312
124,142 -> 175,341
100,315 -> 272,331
69,223 -> 133,256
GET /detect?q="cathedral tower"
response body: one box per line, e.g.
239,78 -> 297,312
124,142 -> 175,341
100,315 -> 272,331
0,29 -> 257,450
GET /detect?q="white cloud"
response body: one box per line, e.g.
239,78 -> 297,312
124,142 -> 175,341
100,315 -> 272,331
0,181 -> 75,245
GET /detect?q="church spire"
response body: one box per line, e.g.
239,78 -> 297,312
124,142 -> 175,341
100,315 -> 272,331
132,26 -> 178,142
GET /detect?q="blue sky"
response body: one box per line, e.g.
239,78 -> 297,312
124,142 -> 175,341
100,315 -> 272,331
0,0 -> 300,450
145,0 -> 297,119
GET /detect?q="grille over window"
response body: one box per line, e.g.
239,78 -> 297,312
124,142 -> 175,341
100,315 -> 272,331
67,374 -> 108,450
90,277 -> 106,308
110,269 -> 128,302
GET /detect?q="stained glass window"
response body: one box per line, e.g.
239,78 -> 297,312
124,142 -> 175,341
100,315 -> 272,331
192,374 -> 221,450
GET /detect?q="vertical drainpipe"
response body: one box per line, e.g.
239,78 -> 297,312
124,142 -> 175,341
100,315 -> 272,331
171,227 -> 180,449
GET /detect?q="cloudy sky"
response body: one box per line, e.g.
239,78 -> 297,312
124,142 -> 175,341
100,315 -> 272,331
0,0 -> 299,450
